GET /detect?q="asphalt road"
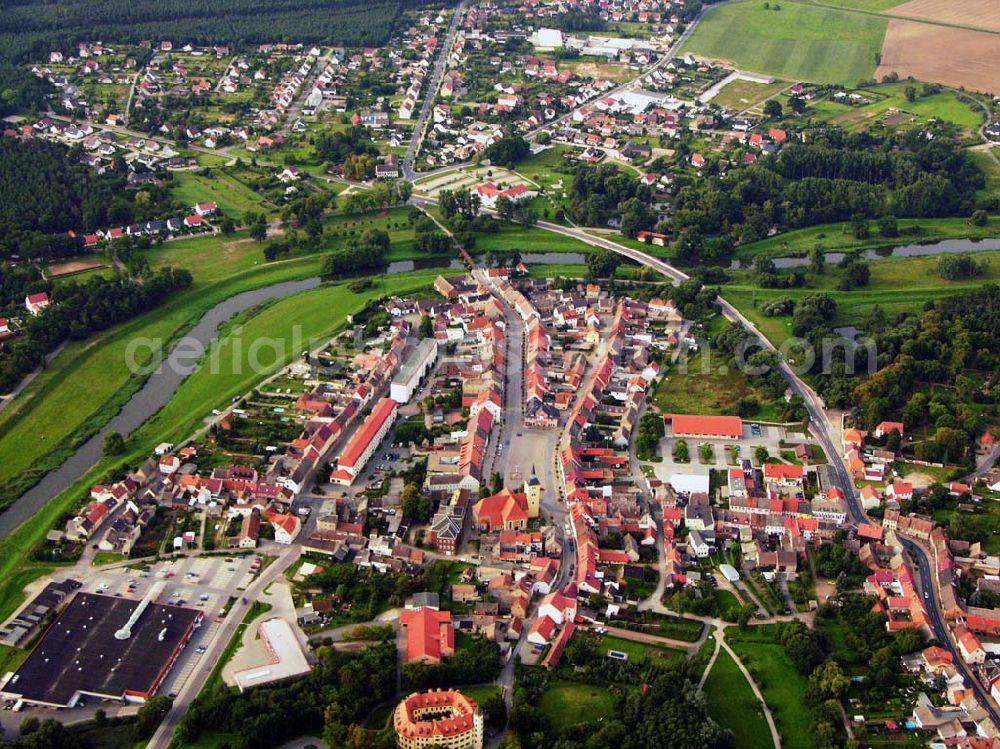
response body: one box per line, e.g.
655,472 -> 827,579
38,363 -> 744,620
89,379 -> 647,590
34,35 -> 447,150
147,548 -> 302,749
517,219 -> 1000,727
402,1 -> 467,180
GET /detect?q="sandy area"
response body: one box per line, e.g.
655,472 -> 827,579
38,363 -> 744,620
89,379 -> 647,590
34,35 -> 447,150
47,259 -> 106,277
888,0 -> 1000,33
876,19 -> 1000,93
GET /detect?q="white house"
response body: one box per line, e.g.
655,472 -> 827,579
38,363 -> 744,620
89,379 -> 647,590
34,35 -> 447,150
24,292 -> 51,315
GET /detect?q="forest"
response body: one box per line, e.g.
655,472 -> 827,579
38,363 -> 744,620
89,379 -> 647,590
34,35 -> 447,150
0,0 -> 439,63
0,267 -> 193,395
174,641 -> 398,749
667,128 -> 984,264
0,66 -> 53,118
784,283 -> 1000,466
0,139 -> 175,262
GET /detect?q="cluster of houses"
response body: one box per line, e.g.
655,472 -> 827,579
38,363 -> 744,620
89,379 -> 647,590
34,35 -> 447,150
850,517 -> 1000,741
74,202 -> 216,248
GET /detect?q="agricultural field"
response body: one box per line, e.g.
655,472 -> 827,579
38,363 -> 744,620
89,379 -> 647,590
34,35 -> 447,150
712,79 -> 789,111
817,0 -> 901,10
876,20 -> 1000,93
885,0 -> 1000,33
703,647 -> 774,749
680,0 -> 887,85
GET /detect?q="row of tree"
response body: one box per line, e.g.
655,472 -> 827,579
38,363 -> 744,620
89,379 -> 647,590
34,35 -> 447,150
0,267 -> 192,394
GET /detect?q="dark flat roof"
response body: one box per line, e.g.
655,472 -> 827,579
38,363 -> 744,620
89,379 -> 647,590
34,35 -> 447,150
5,592 -> 200,706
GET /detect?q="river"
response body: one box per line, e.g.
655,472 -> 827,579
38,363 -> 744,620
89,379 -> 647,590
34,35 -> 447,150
734,237 -> 1000,269
0,277 -> 321,537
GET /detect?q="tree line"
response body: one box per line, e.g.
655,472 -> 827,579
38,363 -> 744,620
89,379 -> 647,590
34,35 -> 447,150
0,139 -> 177,262
0,0 -> 431,63
0,266 -> 192,394
668,128 -> 984,264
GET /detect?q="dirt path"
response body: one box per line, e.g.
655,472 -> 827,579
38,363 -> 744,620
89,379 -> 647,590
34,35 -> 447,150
719,635 -> 782,749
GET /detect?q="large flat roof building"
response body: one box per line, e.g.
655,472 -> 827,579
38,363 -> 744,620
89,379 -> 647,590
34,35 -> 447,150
1,592 -> 201,708
391,339 -> 438,404
667,414 -> 743,439
332,397 -> 398,485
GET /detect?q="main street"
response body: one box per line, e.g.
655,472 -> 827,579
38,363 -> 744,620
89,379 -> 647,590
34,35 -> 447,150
401,0 -> 467,180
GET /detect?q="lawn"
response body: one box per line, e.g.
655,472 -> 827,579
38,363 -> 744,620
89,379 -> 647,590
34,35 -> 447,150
461,684 -> 502,705
596,633 -> 684,663
721,248 -> 1000,347
734,216 -> 1000,261
171,170 -> 271,219
703,647 -> 774,749
473,223 -> 595,254
969,150 -> 1000,202
91,551 -> 126,566
680,0 -> 888,85
654,344 -> 784,421
712,78 -> 790,111
537,681 -> 617,731
797,81 -> 985,132
726,640 -> 812,749
0,643 -> 29,675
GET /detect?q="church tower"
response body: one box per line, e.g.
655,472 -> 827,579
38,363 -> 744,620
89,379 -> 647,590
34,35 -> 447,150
525,465 -> 542,518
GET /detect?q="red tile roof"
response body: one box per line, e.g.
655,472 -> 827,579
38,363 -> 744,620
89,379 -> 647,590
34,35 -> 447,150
400,607 -> 454,663
338,398 -> 397,470
668,413 -> 742,438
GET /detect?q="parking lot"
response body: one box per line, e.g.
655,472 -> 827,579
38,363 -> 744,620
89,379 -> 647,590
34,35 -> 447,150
652,422 -> 808,481
84,553 -> 261,618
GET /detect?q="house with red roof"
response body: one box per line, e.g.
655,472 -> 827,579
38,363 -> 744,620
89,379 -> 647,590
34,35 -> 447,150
667,414 -> 742,439
921,645 -> 953,673
399,607 -> 454,664
956,627 -> 986,664
24,292 -> 51,315
268,512 -> 301,544
473,489 -> 529,532
875,421 -> 905,438
332,398 -> 398,485
527,614 -> 557,645
471,182 -> 534,209
193,201 -> 218,216
763,462 -> 804,487
886,481 -> 913,501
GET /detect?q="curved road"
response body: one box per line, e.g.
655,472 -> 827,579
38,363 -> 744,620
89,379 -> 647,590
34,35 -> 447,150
514,217 -> 1000,727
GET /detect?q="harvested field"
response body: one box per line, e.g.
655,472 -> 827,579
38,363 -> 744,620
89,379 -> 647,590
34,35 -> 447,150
46,259 -> 107,278
876,19 -> 1000,93
887,0 -> 1000,33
